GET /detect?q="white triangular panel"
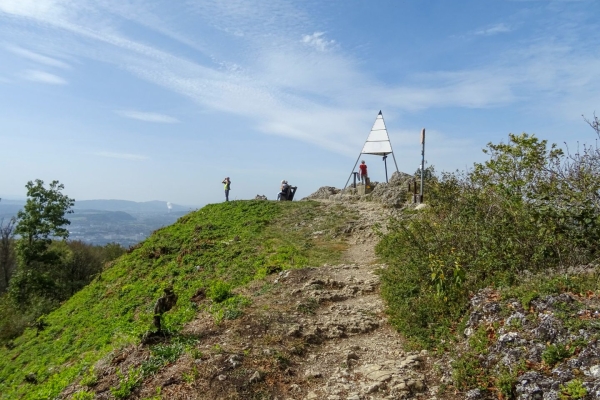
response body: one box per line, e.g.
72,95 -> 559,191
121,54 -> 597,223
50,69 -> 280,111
371,118 -> 386,132
362,141 -> 392,154
361,112 -> 394,155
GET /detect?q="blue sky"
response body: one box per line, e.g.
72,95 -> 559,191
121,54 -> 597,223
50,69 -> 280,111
1,0 -> 599,206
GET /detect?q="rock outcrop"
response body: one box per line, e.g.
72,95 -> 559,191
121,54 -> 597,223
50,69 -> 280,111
303,171 -> 414,208
449,287 -> 600,399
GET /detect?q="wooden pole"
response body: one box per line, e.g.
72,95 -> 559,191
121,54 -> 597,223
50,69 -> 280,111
420,128 -> 425,203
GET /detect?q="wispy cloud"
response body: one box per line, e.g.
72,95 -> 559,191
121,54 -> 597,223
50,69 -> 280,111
474,23 -> 512,36
116,110 -> 180,123
6,45 -> 70,68
185,0 -> 310,40
20,69 -> 67,84
2,0 -> 599,154
302,32 -> 336,52
94,152 -> 149,160
0,0 -> 66,20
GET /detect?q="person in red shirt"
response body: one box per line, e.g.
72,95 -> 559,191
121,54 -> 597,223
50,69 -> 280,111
358,160 -> 368,184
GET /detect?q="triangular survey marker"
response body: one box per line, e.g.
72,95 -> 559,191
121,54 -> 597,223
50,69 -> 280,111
361,111 -> 393,155
343,111 -> 399,189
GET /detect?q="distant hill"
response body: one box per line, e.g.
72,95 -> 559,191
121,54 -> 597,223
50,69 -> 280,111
0,199 -> 191,218
74,199 -> 190,213
0,199 -> 194,246
69,209 -> 137,223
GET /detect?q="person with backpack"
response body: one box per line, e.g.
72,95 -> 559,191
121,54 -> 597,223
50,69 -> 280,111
277,180 -> 289,200
222,177 -> 231,201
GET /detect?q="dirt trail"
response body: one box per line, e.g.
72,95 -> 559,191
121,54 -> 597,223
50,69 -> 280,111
282,201 -> 438,400
81,200 -> 447,400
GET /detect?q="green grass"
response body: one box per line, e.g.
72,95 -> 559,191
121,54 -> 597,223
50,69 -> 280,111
0,200 -> 352,399
559,379 -> 587,399
542,343 -> 575,367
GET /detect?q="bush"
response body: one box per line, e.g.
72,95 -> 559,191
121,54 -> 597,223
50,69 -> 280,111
378,130 -> 600,348
208,280 -> 233,303
0,293 -> 57,343
559,379 -> 587,399
542,343 -> 574,367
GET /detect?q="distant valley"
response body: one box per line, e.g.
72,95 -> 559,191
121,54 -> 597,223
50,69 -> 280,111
0,199 -> 196,247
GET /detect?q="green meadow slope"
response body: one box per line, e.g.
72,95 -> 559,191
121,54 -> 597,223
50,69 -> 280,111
0,200 -> 356,399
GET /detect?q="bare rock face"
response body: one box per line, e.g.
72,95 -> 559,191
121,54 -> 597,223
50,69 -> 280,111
304,171 -> 414,208
368,171 -> 412,208
303,186 -> 341,200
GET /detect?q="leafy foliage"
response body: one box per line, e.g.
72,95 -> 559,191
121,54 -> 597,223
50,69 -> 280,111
72,390 -> 95,400
378,129 -> 600,348
110,368 -> 141,398
542,343 -> 575,367
9,179 -> 75,307
208,280 -> 233,303
0,241 -> 125,343
559,379 -> 588,399
15,179 -> 75,263
0,179 -> 128,343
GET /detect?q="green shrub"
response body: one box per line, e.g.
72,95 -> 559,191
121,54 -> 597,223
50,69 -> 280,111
79,366 -> 97,387
208,280 -> 233,303
0,293 -> 57,343
72,390 -> 95,400
452,354 -> 484,391
110,368 -> 141,399
559,379 -> 587,399
542,343 -> 574,367
496,365 -> 518,399
210,295 -> 250,323
378,132 -> 600,348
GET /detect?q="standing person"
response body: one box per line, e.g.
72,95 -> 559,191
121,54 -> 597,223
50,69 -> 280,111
222,177 -> 231,201
277,180 -> 289,200
358,160 -> 368,184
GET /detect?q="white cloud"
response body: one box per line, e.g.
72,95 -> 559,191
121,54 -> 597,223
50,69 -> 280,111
0,0 -> 66,20
6,45 -> 71,68
116,110 -> 180,123
474,23 -> 512,36
20,69 -> 67,84
2,0 -> 600,155
302,32 -> 335,52
94,152 -> 149,160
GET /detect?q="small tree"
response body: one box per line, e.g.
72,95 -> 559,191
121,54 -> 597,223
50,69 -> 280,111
10,180 -> 75,304
15,179 -> 75,265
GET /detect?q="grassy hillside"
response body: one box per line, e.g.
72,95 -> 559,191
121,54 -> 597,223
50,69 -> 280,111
0,200 -> 354,399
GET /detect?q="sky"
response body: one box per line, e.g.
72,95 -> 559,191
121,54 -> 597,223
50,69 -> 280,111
0,0 -> 599,206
